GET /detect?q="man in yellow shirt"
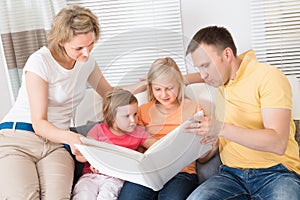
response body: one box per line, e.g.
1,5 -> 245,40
185,26 -> 300,200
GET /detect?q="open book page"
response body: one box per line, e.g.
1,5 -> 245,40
75,141 -> 152,187
75,111 -> 213,191
78,137 -> 144,161
144,110 -> 205,155
140,118 -> 212,190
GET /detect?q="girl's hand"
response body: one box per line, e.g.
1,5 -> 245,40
139,75 -> 147,81
90,166 -> 99,174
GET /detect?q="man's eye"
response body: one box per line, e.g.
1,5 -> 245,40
203,63 -> 210,68
89,42 -> 95,47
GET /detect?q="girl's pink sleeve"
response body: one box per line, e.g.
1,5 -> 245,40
87,124 -> 101,140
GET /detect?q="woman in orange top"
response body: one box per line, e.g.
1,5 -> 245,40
118,57 -> 218,200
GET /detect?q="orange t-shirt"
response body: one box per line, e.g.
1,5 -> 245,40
138,98 -> 204,174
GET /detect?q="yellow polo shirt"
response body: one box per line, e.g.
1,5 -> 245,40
216,50 -> 300,174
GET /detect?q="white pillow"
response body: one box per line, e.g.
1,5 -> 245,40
184,83 -> 216,116
134,91 -> 148,106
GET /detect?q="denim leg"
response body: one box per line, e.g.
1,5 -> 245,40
118,173 -> 198,200
158,173 -> 199,200
249,164 -> 300,200
188,164 -> 300,200
187,166 -> 250,200
118,181 -> 157,200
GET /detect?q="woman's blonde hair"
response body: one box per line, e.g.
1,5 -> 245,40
103,89 -> 138,127
147,57 -> 185,104
47,5 -> 100,58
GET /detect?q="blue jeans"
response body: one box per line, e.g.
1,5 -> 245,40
187,164 -> 300,200
118,172 -> 199,200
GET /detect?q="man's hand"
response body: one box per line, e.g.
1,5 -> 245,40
184,115 -> 224,138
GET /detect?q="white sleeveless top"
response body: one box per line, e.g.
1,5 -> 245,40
2,46 -> 96,130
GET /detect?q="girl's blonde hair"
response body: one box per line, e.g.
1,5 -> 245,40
103,89 -> 138,127
147,57 -> 185,104
47,5 -> 100,58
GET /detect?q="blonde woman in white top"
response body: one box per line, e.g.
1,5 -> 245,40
0,5 -> 144,199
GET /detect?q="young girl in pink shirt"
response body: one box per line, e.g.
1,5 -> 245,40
72,89 -> 156,200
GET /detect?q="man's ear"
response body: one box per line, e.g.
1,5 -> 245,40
223,47 -> 234,62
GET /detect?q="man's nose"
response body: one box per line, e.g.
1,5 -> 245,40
82,48 -> 90,56
200,71 -> 208,79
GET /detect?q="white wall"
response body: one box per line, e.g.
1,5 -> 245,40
181,0 -> 252,73
181,0 -> 252,53
0,0 -> 253,122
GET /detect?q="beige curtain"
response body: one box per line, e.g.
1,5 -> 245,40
0,0 -> 65,99
1,31 -> 48,98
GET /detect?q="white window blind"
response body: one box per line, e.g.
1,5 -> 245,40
67,0 -> 185,86
250,0 -> 300,79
